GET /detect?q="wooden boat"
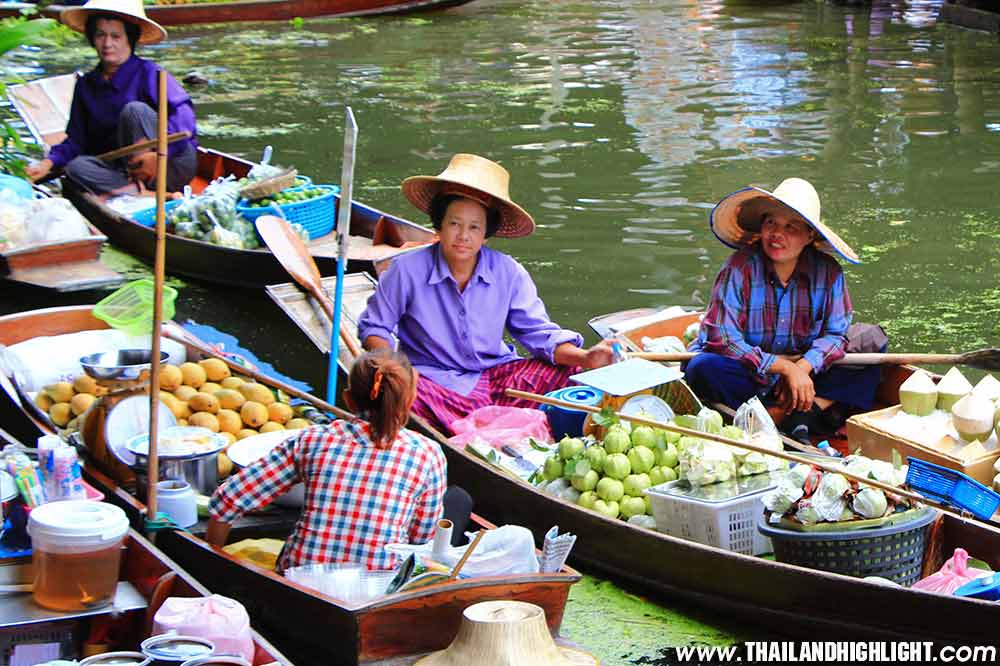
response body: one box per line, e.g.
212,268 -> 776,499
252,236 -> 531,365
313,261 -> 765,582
8,74 -> 437,288
0,520 -> 290,665
0,217 -> 122,291
266,275 -> 1000,645
0,0 -> 477,25
0,304 -> 581,666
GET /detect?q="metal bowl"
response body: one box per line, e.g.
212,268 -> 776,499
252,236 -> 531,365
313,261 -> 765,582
79,349 -> 169,381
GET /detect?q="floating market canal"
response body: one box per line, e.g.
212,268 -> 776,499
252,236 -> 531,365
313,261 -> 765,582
3,0 -> 1000,663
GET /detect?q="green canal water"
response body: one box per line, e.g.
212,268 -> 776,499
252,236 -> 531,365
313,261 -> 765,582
4,0 -> 1000,662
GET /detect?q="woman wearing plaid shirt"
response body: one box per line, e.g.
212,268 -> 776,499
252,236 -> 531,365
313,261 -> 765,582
206,351 -> 447,571
684,178 -> 882,441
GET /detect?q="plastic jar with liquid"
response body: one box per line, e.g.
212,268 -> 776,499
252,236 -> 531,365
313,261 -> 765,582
27,500 -> 129,611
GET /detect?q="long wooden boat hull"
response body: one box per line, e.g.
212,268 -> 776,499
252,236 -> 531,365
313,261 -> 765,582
266,277 -> 1000,645
0,305 -> 579,666
0,0 -> 476,25
0,220 -> 122,292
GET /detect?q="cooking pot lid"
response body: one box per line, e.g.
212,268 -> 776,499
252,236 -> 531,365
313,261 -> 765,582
226,429 -> 303,468
106,395 -> 177,466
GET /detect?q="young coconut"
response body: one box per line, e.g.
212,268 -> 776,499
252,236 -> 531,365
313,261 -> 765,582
936,367 -> 972,412
973,374 -> 1000,403
898,370 -> 938,416
951,392 -> 996,443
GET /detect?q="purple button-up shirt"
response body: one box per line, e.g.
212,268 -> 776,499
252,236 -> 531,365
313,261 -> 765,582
48,55 -> 197,169
358,244 -> 584,396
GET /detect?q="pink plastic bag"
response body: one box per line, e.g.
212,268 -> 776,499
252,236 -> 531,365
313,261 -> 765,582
912,548 -> 987,595
152,594 -> 255,660
447,405 -> 551,454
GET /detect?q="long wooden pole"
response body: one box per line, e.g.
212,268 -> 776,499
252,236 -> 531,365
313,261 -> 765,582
630,350 -> 989,367
504,388 -> 974,517
147,70 -> 170,522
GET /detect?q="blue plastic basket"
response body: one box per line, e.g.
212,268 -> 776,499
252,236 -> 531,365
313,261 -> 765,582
236,184 -> 339,239
905,457 -> 1000,521
131,200 -> 181,227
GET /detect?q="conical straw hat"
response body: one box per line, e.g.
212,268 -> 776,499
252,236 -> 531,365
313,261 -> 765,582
62,0 -> 167,46
401,154 -> 535,239
709,177 -> 859,264
415,601 -> 598,666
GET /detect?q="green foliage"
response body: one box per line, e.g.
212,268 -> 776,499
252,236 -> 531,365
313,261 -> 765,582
0,16 -> 59,177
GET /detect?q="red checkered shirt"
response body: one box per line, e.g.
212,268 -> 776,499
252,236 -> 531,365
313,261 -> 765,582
209,420 -> 447,571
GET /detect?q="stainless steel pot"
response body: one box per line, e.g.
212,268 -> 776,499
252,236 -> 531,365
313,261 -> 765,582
132,451 -> 218,497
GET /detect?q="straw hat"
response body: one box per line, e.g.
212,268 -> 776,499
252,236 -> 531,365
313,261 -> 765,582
415,601 -> 598,666
709,177 -> 859,264
401,154 -> 535,239
62,0 -> 167,46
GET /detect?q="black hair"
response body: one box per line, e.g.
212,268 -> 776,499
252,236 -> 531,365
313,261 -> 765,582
429,193 -> 501,238
85,14 -> 140,53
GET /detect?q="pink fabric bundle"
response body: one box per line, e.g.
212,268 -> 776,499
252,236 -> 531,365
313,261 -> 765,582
911,548 -> 987,595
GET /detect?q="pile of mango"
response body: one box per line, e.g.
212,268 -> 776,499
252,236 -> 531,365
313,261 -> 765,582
158,359 -> 311,476
35,375 -> 105,432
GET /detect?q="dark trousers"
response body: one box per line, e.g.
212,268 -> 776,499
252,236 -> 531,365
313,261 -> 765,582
442,485 -> 473,546
684,353 -> 882,412
64,101 -> 196,195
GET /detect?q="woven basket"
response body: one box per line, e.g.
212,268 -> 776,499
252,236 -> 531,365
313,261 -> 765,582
239,168 -> 298,201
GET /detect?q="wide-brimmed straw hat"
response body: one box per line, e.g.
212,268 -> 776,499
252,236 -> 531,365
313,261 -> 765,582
62,0 -> 167,46
415,601 -> 597,666
709,177 -> 859,264
401,154 -> 535,239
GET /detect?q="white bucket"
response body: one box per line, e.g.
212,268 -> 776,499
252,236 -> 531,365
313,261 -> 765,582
28,500 -> 130,553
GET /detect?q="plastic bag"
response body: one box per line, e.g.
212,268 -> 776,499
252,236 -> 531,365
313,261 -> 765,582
152,594 -> 255,660
24,198 -> 90,245
0,191 -> 28,249
912,548 -> 990,595
733,397 -> 787,473
386,524 -> 540,577
447,405 -> 551,455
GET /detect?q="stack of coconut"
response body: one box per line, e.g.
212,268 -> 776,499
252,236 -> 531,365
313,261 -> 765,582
896,368 -> 1000,485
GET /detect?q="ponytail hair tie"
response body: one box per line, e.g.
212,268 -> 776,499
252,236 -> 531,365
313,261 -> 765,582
370,367 -> 384,400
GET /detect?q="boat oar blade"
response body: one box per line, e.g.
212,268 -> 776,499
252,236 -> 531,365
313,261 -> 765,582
255,215 -> 333,319
957,349 -> 1000,372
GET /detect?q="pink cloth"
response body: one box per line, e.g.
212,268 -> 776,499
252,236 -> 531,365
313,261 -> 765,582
448,405 -> 552,454
912,548 -> 986,595
411,358 -> 576,436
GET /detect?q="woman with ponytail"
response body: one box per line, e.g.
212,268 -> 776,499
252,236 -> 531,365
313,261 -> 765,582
206,350 -> 447,571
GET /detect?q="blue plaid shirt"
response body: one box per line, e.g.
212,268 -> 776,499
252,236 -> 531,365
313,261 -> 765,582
210,420 -> 446,571
689,244 -> 852,384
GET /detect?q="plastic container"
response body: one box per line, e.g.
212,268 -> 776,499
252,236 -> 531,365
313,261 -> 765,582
27,500 -> 130,611
954,571 -> 1000,601
757,508 -> 937,586
131,200 -> 181,228
645,477 -> 777,555
79,652 -> 150,666
905,457 -> 1000,521
180,658 -> 250,666
157,479 -> 197,528
93,279 -> 178,336
540,386 -> 604,440
236,184 -> 339,239
140,635 -> 214,666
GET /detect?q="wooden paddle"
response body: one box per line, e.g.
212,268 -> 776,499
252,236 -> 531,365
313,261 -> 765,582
252,215 -> 362,363
631,349 -> 1000,371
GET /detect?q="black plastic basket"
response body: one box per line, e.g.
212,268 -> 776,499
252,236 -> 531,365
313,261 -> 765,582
757,509 -> 937,586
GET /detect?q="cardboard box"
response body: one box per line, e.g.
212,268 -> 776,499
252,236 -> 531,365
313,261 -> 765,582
847,405 -> 1000,485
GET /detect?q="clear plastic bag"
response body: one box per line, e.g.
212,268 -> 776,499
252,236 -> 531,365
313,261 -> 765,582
386,524 -> 540,577
24,198 -> 90,244
733,397 -> 787,474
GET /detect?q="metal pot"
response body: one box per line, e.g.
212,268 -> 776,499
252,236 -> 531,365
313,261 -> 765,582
132,451 -> 218,497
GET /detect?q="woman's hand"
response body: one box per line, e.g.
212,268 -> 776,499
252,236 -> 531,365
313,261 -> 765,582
25,159 -> 53,182
555,340 -> 617,369
772,357 -> 815,412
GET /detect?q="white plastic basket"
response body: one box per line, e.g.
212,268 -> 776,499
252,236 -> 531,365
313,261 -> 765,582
645,479 -> 773,555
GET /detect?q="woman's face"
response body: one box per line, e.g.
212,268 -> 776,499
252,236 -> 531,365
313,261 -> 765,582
438,197 -> 488,268
759,209 -> 815,266
94,18 -> 132,70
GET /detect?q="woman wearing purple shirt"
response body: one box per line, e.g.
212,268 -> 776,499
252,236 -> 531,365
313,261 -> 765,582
26,1 -> 197,197
358,154 -> 615,435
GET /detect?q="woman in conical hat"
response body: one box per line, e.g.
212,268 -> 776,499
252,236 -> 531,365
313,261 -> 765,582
26,0 -> 198,198
358,154 -> 616,435
684,178 -> 883,441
